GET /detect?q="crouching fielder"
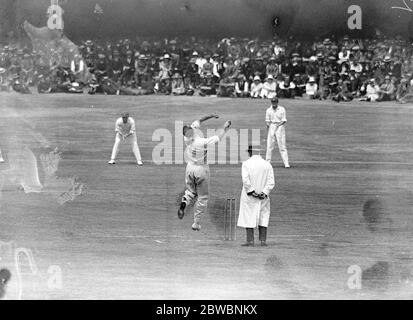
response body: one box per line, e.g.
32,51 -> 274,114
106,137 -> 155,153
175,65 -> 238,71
238,145 -> 275,246
178,114 -> 231,231
108,112 -> 143,166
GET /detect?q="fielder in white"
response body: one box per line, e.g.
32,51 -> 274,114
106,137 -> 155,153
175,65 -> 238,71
178,114 -> 232,231
0,148 -> 4,163
108,113 -> 143,166
237,145 -> 275,246
265,97 -> 290,168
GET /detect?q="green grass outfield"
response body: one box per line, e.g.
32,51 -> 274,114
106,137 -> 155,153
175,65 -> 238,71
0,92 -> 412,299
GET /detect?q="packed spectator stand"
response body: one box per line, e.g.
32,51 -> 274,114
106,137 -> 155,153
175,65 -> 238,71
1,36 -> 413,103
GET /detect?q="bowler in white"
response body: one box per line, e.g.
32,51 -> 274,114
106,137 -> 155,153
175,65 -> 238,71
177,114 -> 231,231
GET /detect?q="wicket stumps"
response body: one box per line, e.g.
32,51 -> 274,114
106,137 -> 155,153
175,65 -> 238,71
224,198 -> 237,241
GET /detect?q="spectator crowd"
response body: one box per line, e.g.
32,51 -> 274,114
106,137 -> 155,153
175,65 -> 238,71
1,35 -> 413,103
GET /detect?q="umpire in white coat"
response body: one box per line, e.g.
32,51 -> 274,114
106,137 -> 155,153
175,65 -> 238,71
237,145 -> 275,246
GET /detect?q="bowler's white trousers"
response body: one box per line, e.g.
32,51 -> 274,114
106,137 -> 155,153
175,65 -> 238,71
182,163 -> 210,225
266,123 -> 290,167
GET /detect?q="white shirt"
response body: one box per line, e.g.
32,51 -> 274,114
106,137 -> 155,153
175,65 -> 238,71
251,82 -> 263,93
350,62 -> 363,73
196,58 -> 207,74
71,60 -> 84,73
366,84 -> 380,96
184,121 -> 219,165
115,117 -> 136,136
262,81 -> 277,92
235,82 -> 249,93
273,45 -> 284,56
212,61 -> 221,78
306,83 -> 318,95
338,50 -> 350,62
266,106 -> 287,125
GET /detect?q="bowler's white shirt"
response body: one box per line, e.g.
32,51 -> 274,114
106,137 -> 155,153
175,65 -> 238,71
115,117 -> 136,136
184,121 -> 219,165
266,106 -> 287,125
